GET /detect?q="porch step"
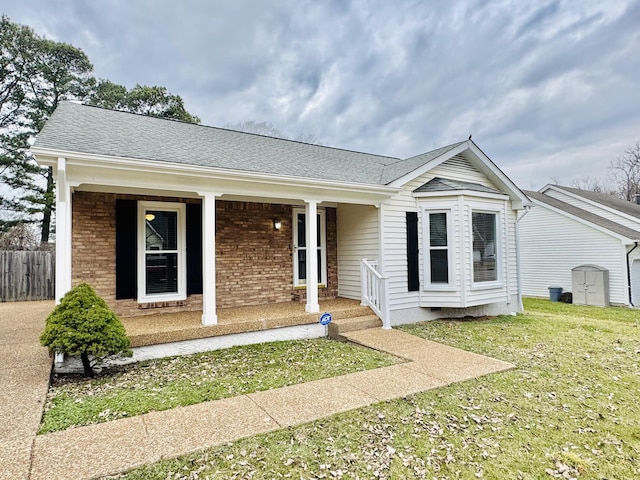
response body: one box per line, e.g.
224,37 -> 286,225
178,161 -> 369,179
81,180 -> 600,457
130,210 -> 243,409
327,314 -> 382,341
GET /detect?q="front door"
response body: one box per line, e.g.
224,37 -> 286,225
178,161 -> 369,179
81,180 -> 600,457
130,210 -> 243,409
293,208 -> 326,286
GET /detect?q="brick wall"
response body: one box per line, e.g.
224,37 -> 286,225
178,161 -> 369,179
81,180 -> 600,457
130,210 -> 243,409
71,192 -> 338,315
72,191 -> 117,302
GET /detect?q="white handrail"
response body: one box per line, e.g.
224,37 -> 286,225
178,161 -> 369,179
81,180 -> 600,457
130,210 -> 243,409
361,259 -> 391,329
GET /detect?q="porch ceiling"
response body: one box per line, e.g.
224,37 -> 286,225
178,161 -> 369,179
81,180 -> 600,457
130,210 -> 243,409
121,298 -> 372,348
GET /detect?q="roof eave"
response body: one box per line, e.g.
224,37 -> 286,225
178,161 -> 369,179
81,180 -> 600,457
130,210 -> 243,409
412,189 -> 509,201
31,146 -> 400,200
528,197 -> 640,243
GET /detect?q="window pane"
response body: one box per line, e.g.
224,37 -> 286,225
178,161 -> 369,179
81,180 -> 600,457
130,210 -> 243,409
430,250 -> 449,283
429,213 -> 447,247
145,211 -> 177,251
297,213 -> 306,247
146,253 -> 178,294
472,212 -> 497,282
317,248 -> 322,282
298,249 -> 306,281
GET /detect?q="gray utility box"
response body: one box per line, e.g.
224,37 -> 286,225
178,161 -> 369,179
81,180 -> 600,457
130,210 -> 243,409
571,264 -> 609,307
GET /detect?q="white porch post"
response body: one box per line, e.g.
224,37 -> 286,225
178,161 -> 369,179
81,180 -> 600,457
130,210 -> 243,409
55,157 -> 72,303
305,199 -> 319,313
201,192 -> 218,325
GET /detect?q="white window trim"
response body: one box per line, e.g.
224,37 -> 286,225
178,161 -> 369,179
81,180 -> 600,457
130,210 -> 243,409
292,207 -> 327,287
470,208 -> 503,290
137,201 -> 187,303
422,208 -> 456,291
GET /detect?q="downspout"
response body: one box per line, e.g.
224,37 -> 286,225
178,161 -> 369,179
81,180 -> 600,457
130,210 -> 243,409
515,206 -> 531,312
626,241 -> 638,307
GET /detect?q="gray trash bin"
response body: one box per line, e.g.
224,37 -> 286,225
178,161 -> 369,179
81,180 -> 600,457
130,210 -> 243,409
548,287 -> 563,302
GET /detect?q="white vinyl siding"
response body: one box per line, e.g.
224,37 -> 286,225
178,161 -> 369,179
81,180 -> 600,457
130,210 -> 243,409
382,175 -> 426,310
519,203 -> 629,305
429,155 -> 500,189
337,204 -> 379,299
382,152 -> 516,311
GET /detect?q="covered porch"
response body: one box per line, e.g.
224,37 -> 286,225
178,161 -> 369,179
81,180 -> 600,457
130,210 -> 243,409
121,298 -> 375,347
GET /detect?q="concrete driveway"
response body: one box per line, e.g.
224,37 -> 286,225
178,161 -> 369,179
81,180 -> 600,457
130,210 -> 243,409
0,301 -> 53,480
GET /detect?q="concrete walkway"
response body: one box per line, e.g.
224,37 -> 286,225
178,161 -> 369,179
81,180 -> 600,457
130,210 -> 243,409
0,301 -> 53,480
0,302 -> 514,480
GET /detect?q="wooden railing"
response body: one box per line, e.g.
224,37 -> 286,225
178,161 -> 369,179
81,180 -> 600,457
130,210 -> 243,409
360,259 -> 391,329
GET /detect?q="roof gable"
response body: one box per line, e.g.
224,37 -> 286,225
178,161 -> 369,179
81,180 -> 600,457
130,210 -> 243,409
414,177 -> 502,194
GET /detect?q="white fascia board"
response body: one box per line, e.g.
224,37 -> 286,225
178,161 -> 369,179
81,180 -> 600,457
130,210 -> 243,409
463,143 -> 530,210
529,198 -> 637,244
386,141 -> 530,210
413,190 -> 509,201
543,185 -> 640,227
32,147 -> 399,204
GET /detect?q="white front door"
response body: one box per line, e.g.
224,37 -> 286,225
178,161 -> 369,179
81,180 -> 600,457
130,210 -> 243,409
293,208 -> 326,286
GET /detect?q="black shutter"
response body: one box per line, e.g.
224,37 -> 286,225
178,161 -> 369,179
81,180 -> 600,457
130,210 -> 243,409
406,211 -> 419,291
186,202 -> 203,295
115,199 -> 137,299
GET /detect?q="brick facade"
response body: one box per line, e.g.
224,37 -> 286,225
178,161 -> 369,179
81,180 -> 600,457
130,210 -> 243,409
71,192 -> 338,316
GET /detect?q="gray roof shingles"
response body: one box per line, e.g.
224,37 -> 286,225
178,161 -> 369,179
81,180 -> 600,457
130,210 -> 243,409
524,189 -> 640,241
551,185 -> 640,221
34,102 -> 469,186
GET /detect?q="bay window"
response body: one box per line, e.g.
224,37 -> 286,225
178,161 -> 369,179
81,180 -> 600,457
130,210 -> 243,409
472,211 -> 498,283
424,210 -> 453,287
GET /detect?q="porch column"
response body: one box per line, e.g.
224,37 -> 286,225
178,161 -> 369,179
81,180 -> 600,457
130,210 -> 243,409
201,192 -> 218,325
305,199 -> 320,313
55,157 -> 72,302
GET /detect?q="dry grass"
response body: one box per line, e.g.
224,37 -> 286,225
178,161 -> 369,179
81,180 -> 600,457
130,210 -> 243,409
106,299 -> 640,479
40,338 -> 400,433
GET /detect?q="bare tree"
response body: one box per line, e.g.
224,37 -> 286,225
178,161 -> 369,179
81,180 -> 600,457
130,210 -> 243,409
571,176 -> 615,195
609,141 -> 640,201
0,222 -> 39,250
225,120 -> 319,144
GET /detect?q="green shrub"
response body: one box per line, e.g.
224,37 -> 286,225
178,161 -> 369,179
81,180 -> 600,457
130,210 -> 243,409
40,283 -> 132,377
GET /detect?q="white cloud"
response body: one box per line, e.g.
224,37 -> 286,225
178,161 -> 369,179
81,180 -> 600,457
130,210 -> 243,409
2,0 -> 640,191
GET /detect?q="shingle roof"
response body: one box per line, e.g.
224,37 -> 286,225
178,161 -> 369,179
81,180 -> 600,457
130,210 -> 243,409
551,185 -> 640,220
524,190 -> 640,241
33,102 -> 469,187
379,142 -> 466,184
414,177 -> 502,194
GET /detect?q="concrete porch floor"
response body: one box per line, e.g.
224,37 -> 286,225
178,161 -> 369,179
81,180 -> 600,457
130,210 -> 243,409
122,297 -> 373,347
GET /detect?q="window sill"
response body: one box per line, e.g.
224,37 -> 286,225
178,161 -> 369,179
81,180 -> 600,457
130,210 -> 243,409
470,282 -> 504,291
138,293 -> 187,305
422,285 -> 457,292
293,284 -> 327,290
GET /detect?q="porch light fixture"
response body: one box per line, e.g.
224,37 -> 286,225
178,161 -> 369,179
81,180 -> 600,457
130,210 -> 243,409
273,218 -> 282,231
145,213 -> 155,221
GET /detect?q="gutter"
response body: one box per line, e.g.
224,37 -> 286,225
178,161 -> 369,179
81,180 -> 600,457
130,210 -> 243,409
515,206 -> 532,312
626,242 -> 638,306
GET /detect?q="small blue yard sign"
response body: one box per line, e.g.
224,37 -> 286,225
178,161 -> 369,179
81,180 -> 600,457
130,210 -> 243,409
319,312 -> 333,326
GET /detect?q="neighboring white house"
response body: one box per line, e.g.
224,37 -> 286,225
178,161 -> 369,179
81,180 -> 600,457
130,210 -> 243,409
520,185 -> 640,306
31,102 -> 530,331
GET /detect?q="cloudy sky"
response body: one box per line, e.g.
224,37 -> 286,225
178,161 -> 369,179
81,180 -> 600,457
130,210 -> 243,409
4,0 -> 640,190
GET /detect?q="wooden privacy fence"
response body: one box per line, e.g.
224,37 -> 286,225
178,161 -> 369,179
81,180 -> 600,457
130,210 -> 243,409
0,251 -> 55,301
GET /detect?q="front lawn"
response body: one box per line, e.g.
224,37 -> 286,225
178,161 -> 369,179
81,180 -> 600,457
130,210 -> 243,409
107,299 -> 640,479
40,338 -> 400,434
